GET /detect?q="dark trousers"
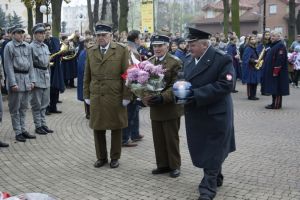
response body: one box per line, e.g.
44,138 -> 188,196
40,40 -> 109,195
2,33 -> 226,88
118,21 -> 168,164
48,87 -> 59,112
247,84 -> 258,98
151,118 -> 181,170
271,95 -> 282,109
122,101 -> 140,144
293,70 -> 300,86
84,102 -> 90,118
199,167 -> 223,199
94,129 -> 122,160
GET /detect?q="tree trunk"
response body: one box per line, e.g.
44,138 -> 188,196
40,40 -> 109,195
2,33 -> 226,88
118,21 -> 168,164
87,0 -> 94,33
223,0 -> 230,37
101,0 -> 107,20
288,0 -> 296,46
118,0 -> 128,32
297,10 -> 300,35
111,0 -> 119,31
51,0 -> 63,37
35,1 -> 44,23
26,6 -> 33,35
231,0 -> 240,37
93,0 -> 99,25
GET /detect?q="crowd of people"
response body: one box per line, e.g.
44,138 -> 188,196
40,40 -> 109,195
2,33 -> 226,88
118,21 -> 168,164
0,21 -> 299,200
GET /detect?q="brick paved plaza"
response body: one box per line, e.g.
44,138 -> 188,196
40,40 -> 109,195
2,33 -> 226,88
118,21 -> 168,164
0,82 -> 300,200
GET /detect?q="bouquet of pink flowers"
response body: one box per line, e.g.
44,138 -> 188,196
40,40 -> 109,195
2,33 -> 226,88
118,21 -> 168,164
122,60 -> 165,98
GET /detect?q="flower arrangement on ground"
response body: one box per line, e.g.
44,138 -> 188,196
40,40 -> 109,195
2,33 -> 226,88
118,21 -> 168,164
121,60 -> 165,98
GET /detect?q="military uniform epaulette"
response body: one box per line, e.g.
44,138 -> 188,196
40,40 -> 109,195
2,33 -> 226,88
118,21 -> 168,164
148,55 -> 156,61
116,42 -> 127,48
215,48 -> 226,56
87,44 -> 94,49
170,54 -> 181,62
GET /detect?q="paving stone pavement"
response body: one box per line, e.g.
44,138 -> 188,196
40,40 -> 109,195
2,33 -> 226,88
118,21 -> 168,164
0,81 -> 300,200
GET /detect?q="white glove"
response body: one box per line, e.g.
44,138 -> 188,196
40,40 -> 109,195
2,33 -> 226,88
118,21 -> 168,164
84,99 -> 90,105
122,99 -> 130,107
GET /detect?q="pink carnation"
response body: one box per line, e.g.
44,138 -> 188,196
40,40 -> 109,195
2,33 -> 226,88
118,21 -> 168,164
137,70 -> 150,84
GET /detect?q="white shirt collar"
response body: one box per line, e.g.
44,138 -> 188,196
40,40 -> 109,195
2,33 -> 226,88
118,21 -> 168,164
156,53 -> 167,62
195,45 -> 211,65
100,43 -> 110,50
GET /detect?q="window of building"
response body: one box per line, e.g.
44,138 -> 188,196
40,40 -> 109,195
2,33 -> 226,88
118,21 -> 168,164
269,4 -> 277,14
274,26 -> 283,34
265,27 -> 271,32
206,10 -> 214,18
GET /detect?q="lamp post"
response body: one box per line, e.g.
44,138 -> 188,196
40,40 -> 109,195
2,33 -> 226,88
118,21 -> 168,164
40,0 -> 51,23
263,0 -> 266,32
79,13 -> 84,36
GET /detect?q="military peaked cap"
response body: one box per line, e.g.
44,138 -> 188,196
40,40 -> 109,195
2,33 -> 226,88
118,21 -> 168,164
32,23 -> 45,34
151,34 -> 170,45
185,27 -> 211,42
11,24 -> 25,34
95,24 -> 112,34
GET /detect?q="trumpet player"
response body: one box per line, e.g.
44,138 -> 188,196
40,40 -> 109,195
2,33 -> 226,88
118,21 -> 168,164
44,23 -> 64,114
30,23 -> 53,134
242,35 -> 261,100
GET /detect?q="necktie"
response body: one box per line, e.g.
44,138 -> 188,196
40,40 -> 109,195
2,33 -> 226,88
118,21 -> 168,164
101,48 -> 106,55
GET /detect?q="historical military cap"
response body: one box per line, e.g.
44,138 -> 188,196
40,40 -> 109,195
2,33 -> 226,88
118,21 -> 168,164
95,24 -> 112,34
11,24 -> 25,34
185,27 -> 211,42
151,34 -> 170,45
32,23 -> 45,34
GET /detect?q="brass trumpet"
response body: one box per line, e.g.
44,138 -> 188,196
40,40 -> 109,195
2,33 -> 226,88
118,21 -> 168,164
49,43 -> 69,66
255,47 -> 265,70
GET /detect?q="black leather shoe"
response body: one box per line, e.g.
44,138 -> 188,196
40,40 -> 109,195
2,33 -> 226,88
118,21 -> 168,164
152,167 -> 171,174
110,159 -> 119,168
169,169 -> 180,178
45,110 -> 51,115
57,100 -> 62,103
248,96 -> 259,100
35,127 -> 48,135
16,134 -> 26,142
22,131 -> 36,139
198,196 -> 211,200
50,110 -> 62,114
94,159 -> 108,168
42,126 -> 54,133
0,141 -> 9,147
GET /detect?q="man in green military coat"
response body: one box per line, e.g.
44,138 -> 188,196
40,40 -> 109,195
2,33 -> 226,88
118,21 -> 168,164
83,24 -> 131,168
143,33 -> 183,178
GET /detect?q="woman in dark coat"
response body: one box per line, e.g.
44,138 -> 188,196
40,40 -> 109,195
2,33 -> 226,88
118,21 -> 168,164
77,37 -> 94,119
262,31 -> 289,109
242,35 -> 261,100
226,36 -> 240,92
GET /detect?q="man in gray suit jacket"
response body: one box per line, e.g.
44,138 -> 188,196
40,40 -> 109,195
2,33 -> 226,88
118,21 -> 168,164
30,23 -> 53,135
4,25 -> 36,142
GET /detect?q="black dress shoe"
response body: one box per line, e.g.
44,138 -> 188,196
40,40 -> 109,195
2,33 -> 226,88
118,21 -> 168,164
42,126 -> 54,133
50,110 -> 62,114
35,127 -> 48,135
45,110 -> 51,115
265,104 -> 281,109
198,196 -> 211,200
110,159 -> 119,168
0,141 -> 9,147
22,131 -> 36,139
232,90 -> 238,93
16,134 -> 26,142
248,96 -> 259,100
57,100 -> 62,103
152,167 -> 171,174
94,159 -> 108,168
169,169 -> 180,178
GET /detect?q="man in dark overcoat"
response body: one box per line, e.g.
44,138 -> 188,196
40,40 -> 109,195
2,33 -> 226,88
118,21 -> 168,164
84,24 -> 131,169
262,30 -> 289,109
44,23 -> 65,114
182,27 -> 236,200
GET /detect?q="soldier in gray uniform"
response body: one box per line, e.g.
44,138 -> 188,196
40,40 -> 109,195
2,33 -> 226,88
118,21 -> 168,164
3,25 -> 36,142
30,23 -> 53,135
